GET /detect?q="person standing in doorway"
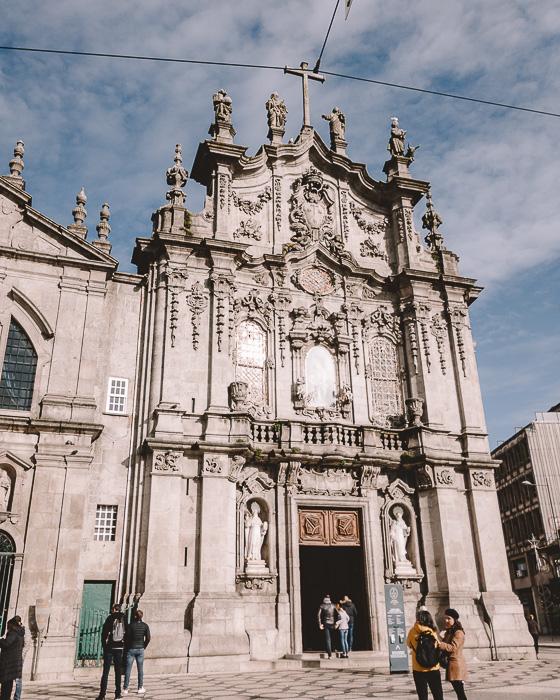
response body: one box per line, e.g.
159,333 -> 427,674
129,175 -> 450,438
12,616 -> 30,700
123,610 -> 150,695
406,609 -> 444,700
340,596 -> 357,652
335,603 -> 350,658
438,609 -> 468,700
317,595 -> 337,659
96,604 -> 127,700
526,614 -> 540,656
0,617 -> 24,700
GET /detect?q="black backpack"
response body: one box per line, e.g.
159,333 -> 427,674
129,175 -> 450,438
414,630 -> 440,668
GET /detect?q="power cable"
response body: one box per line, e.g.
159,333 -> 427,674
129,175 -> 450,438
313,0 -> 341,74
0,45 -> 559,118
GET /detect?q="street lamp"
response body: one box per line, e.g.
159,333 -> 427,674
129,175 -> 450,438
522,480 -> 559,544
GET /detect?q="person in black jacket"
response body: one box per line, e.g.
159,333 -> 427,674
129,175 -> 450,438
123,610 -> 150,695
0,617 -> 24,700
96,604 -> 127,700
340,596 -> 358,652
317,595 -> 338,659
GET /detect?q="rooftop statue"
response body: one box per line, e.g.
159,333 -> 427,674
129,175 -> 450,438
266,92 -> 287,130
388,117 -> 406,157
322,107 -> 346,148
213,89 -> 233,123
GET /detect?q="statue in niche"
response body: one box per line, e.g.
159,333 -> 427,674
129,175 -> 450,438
244,502 -> 268,562
266,92 -> 287,129
322,107 -> 346,144
213,89 -> 232,123
390,506 -> 411,565
388,117 -> 406,157
0,470 -> 10,511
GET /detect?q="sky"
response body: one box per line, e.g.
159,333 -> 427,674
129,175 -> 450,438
0,0 -> 559,448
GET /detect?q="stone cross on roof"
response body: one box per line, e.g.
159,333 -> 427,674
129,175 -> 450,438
284,61 -> 325,131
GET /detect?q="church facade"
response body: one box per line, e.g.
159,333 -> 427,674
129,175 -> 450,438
0,89 -> 533,679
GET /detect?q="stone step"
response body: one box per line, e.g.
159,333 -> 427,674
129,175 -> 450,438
285,651 -> 388,672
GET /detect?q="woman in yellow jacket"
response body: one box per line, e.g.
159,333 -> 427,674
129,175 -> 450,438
406,609 -> 445,700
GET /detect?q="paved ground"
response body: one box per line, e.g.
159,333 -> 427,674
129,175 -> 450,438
18,656 -> 560,700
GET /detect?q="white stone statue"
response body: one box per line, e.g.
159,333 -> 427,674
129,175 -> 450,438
322,107 -> 346,145
244,501 -> 268,562
266,93 -> 287,130
390,506 -> 411,564
0,470 -> 11,511
388,117 -> 406,157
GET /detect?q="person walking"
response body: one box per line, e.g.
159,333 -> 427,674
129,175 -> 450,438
96,604 -> 127,700
340,596 -> 357,652
317,595 -> 337,659
13,616 -> 30,700
406,609 -> 444,700
123,610 -> 150,695
0,617 -> 24,700
335,604 -> 350,658
526,614 -> 540,656
438,609 -> 468,700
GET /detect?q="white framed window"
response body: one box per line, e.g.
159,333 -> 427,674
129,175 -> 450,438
94,505 -> 118,541
106,377 -> 128,414
234,321 -> 267,405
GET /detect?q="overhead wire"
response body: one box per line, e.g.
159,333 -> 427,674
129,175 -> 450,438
0,45 -> 559,119
313,0 -> 341,73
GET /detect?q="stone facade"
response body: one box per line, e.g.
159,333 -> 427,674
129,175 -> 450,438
0,99 -> 533,679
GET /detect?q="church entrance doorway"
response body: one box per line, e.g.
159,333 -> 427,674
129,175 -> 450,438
298,508 -> 371,652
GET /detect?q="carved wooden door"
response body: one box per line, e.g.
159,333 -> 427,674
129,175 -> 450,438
298,509 -> 360,546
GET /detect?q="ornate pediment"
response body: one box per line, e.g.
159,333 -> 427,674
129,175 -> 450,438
297,465 -> 358,496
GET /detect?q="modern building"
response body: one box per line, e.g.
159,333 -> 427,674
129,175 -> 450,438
493,404 -> 560,632
0,86 -> 533,680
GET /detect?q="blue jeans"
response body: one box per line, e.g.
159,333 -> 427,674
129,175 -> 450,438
339,628 -> 349,655
124,648 -> 144,690
14,676 -> 22,700
348,621 -> 354,651
99,648 -> 123,699
322,623 -> 335,657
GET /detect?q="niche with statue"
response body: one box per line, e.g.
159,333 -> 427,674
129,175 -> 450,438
381,479 -> 423,584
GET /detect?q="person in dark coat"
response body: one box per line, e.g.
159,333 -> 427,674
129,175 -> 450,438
317,595 -> 337,659
526,615 -> 540,656
96,604 -> 127,700
0,617 -> 24,700
340,596 -> 357,652
123,610 -> 150,695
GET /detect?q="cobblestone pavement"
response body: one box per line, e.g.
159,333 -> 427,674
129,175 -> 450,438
20,660 -> 560,700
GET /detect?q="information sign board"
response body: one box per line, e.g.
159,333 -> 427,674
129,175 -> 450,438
384,583 -> 408,673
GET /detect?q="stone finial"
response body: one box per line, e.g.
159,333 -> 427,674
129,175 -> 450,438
422,189 -> 444,251
96,203 -> 111,241
209,89 -> 236,143
266,92 -> 287,145
166,144 -> 188,206
8,140 -> 25,177
72,188 -> 87,225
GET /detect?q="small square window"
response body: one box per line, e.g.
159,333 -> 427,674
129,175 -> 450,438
94,505 -> 118,541
106,378 -> 128,414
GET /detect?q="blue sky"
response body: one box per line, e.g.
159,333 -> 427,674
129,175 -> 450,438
0,0 -> 559,447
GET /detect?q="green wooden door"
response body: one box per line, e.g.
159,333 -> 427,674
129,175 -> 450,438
75,581 -> 114,667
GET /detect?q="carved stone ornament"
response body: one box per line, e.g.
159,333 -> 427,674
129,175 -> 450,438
163,263 -> 189,348
228,454 -> 246,482
360,464 -> 389,492
297,465 -> 358,496
186,281 -> 209,351
292,266 -> 335,295
430,312 -> 447,374
350,202 -> 389,260
0,469 -> 12,512
435,467 -> 454,486
153,450 -> 182,473
236,573 -> 275,590
229,381 -> 249,410
363,306 -> 403,344
233,219 -> 262,241
202,456 -> 224,475
471,470 -> 494,489
405,397 -> 424,427
232,187 -> 271,216
283,167 -> 344,256
447,302 -> 469,377
210,273 -> 235,352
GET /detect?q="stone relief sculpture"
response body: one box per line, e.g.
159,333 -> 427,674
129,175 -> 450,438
322,107 -> 346,148
213,89 -> 232,123
0,470 -> 11,511
388,117 -> 406,157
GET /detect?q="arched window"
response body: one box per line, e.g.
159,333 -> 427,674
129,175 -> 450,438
234,320 -> 267,405
0,319 -> 37,411
305,346 -> 336,407
368,336 -> 402,423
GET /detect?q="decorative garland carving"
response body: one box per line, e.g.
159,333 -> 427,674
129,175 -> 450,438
362,306 -> 403,344
270,291 -> 292,367
233,219 -> 262,241
400,302 -> 419,374
416,303 -> 432,373
394,207 -> 414,244
163,263 -> 188,348
210,273 -> 235,352
340,190 -> 350,241
297,465 -> 358,496
232,186 -> 271,215
351,201 -> 389,258
186,281 -> 209,351
253,271 -> 270,287
360,238 -> 388,260
273,177 -> 282,231
430,312 -> 447,374
447,303 -> 468,377
343,302 -> 363,374
218,174 -> 228,210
